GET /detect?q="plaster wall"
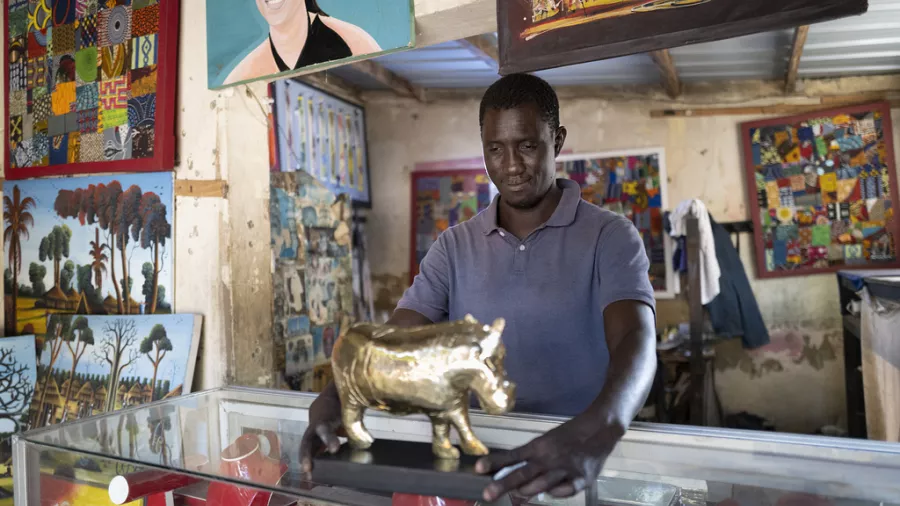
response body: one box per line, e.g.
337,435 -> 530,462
362,85 -> 900,433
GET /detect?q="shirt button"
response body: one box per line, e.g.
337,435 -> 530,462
499,231 -> 505,237
519,245 -> 525,251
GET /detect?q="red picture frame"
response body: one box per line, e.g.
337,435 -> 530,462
741,101 -> 900,279
4,0 -> 180,180
409,168 -> 495,285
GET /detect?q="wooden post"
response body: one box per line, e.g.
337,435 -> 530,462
686,217 -> 705,426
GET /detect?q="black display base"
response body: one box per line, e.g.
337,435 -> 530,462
311,439 -> 507,503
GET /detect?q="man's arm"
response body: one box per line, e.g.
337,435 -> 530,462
477,217 -> 657,499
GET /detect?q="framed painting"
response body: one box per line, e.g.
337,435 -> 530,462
498,0 -> 867,75
3,172 -> 175,335
4,0 -> 180,180
0,334 -> 36,502
556,149 -> 677,298
271,78 -> 372,207
207,0 -> 415,89
409,169 -> 497,284
741,101 -> 900,278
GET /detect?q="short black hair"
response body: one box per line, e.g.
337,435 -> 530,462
479,74 -> 560,132
306,0 -> 327,14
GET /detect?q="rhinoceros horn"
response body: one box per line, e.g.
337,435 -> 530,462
479,318 -> 506,360
464,314 -> 478,324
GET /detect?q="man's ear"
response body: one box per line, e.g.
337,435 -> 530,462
554,126 -> 568,157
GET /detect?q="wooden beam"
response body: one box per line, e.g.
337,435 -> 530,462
649,50 -> 682,99
650,98 -> 900,118
785,26 -> 810,93
175,179 -> 229,198
350,60 -> 427,102
298,72 -> 364,106
463,34 -> 499,66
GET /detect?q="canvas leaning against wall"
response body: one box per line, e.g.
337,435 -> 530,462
741,101 -> 900,278
498,0 -> 867,75
556,149 -> 677,298
4,0 -> 180,179
3,172 -> 174,336
207,0 -> 414,89
0,335 -> 37,504
271,78 -> 371,206
29,314 -> 201,431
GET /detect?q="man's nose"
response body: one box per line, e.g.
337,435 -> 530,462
503,147 -> 525,174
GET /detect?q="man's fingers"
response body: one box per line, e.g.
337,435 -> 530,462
316,423 -> 342,453
548,477 -> 587,498
475,445 -> 529,474
483,463 -> 542,502
517,469 -> 568,497
299,429 -> 321,474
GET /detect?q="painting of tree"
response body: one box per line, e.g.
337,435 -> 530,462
140,324 -> 172,401
94,319 -> 139,412
89,228 -> 108,294
38,225 -> 72,293
61,317 -> 94,420
4,173 -> 174,335
3,185 -> 36,334
0,345 -> 36,434
33,314 -> 72,426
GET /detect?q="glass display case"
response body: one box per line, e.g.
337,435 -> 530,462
13,386 -> 900,506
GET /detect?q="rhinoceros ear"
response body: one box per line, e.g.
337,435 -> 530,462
479,318 -> 505,360
464,314 -> 478,324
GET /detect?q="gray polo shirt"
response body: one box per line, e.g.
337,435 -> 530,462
397,178 -> 655,417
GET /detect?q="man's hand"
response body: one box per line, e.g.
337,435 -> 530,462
475,417 -> 623,501
299,382 -> 344,476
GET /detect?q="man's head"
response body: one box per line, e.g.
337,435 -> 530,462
479,74 -> 566,209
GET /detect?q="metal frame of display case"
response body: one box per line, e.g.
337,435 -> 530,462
14,386 -> 900,505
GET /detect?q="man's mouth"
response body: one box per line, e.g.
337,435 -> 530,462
506,179 -> 531,191
264,0 -> 286,9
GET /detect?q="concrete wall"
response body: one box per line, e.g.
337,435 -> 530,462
361,85 -> 900,433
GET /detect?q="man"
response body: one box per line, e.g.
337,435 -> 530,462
300,73 -> 657,501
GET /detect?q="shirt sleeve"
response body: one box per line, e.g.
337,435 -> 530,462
395,233 -> 451,323
596,216 -> 657,315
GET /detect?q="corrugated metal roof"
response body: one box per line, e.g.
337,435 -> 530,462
328,2 -> 900,90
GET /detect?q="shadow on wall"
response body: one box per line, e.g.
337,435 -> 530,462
371,272 -> 409,323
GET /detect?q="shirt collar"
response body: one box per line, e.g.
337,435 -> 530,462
481,178 -> 581,235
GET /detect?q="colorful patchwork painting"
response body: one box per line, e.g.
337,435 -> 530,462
742,102 -> 900,278
271,79 -> 371,206
556,149 -> 676,297
4,0 -> 178,179
410,170 -> 497,283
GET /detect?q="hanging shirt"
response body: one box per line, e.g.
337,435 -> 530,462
669,199 -> 721,304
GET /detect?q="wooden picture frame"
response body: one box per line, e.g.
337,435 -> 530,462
4,0 -> 180,180
556,148 -> 678,299
271,78 -> 373,208
741,101 -> 900,279
498,0 -> 867,75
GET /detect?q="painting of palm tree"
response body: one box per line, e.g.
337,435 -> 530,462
89,229 -> 108,295
4,186 -> 36,335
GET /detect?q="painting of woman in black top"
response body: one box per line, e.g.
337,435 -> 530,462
224,0 -> 382,85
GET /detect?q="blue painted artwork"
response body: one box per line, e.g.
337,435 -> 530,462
272,79 -> 372,206
207,0 -> 414,89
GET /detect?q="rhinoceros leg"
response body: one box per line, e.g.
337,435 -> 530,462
448,406 -> 489,456
429,415 -> 460,460
342,403 -> 374,450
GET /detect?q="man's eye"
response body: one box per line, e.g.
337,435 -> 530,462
489,146 -> 502,153
521,143 -> 536,151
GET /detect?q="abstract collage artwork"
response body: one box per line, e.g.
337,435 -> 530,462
742,102 -> 900,278
3,172 -> 175,336
556,150 -> 676,297
271,171 -> 353,392
410,169 -> 496,283
4,0 -> 179,179
271,79 -> 371,206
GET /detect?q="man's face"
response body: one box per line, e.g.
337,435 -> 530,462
481,103 -> 565,209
